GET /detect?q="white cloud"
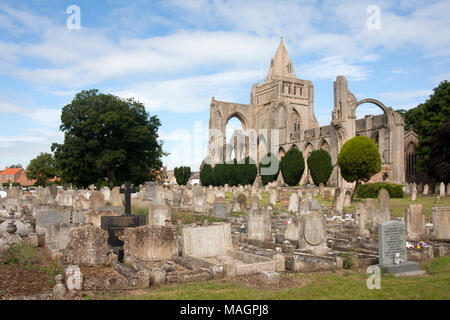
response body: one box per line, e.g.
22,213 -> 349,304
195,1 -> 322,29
299,56 -> 370,81
114,69 -> 259,113
377,90 -> 432,101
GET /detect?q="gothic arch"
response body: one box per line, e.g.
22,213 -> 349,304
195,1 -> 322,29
355,98 -> 394,124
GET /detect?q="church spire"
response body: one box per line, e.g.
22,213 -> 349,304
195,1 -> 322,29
266,37 -> 296,81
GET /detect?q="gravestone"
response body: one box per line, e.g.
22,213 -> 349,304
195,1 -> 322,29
288,193 -> 299,213
145,181 -> 157,199
236,193 -> 247,211
377,221 -> 423,275
101,182 -> 146,247
148,203 -> 171,226
439,182 -> 446,197
284,216 -> 299,242
280,194 -> 289,210
269,189 -> 277,206
378,188 -> 390,214
181,223 -> 232,258
110,187 -> 123,206
298,210 -> 328,255
100,186 -> 111,202
423,184 -> 429,195
248,205 -> 272,242
432,206 -> 450,241
354,204 -> 370,238
36,210 -> 71,231
124,225 -> 178,263
90,191 -> 105,212
323,190 -> 330,201
250,195 -> 260,210
404,204 -> 425,241
213,202 -> 230,218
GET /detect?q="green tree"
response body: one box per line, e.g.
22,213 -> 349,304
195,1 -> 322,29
402,81 -> 450,178
51,90 -> 165,188
174,166 -> 191,185
280,148 -> 305,186
428,120 -> 450,183
236,157 -> 257,186
338,135 -> 381,198
8,164 -> 23,168
258,153 -> 279,185
26,153 -> 57,187
307,149 -> 333,186
200,164 -> 214,186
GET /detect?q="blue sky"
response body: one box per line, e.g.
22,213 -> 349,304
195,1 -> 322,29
0,0 -> 449,171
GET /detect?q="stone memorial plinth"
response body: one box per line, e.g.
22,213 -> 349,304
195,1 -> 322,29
376,221 -> 424,276
432,206 -> 450,241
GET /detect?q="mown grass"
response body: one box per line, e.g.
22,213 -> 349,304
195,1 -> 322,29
110,257 -> 449,300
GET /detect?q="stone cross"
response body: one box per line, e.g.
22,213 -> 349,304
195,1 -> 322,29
120,181 -> 136,216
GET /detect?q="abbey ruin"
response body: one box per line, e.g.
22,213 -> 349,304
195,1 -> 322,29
205,39 -> 405,188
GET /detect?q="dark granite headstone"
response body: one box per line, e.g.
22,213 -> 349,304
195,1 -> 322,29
101,215 -> 146,247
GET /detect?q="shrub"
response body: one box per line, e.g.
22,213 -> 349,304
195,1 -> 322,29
356,182 -> 404,198
212,163 -> 228,186
307,149 -> 333,186
199,164 -> 213,186
175,166 -> 191,185
280,148 -> 305,186
238,157 -> 257,186
259,153 -> 280,185
338,136 -> 381,184
342,251 -> 355,270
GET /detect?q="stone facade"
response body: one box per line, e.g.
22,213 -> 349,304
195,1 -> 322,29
205,39 -> 405,187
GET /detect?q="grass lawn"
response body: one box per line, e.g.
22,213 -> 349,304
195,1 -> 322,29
101,257 -> 450,300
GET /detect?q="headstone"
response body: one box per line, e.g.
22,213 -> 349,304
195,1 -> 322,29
378,188 -> 390,214
411,188 -> 417,201
65,265 -> 83,291
284,217 -> 299,242
213,202 -> 230,218
404,204 -> 425,241
64,225 -> 110,266
439,182 -> 446,197
145,181 -> 157,199
100,187 -> 111,202
432,206 -> 450,241
248,206 -> 272,242
423,184 -> 429,195
90,191 -> 105,212
323,190 -> 330,201
269,189 -> 277,206
377,221 -> 423,275
148,203 -> 171,226
124,225 -> 178,263
354,204 -> 370,238
250,195 -> 260,210
298,210 -> 328,255
181,223 -> 232,258
236,192 -> 247,211
288,193 -> 299,213
110,187 -> 123,206
36,210 -> 71,231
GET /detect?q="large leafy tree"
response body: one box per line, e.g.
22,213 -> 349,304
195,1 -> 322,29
174,166 -> 191,185
52,90 -> 165,188
428,120 -> 450,183
280,148 -> 305,186
401,81 -> 450,179
26,153 -> 57,187
307,149 -> 333,186
338,135 -> 381,197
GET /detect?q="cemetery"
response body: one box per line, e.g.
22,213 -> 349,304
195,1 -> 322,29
0,179 -> 449,300
0,2 -> 449,304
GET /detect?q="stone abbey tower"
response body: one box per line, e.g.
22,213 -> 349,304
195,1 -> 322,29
205,39 -> 405,188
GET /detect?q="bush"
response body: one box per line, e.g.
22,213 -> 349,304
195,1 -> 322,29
356,182 -> 404,198
238,157 -> 257,186
199,164 -> 213,186
174,166 -> 191,185
280,148 -> 305,186
307,149 -> 333,186
259,153 -> 279,185
337,136 -> 381,184
342,251 -> 355,270
212,163 -> 227,186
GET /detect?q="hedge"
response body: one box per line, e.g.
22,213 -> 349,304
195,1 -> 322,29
356,182 -> 404,198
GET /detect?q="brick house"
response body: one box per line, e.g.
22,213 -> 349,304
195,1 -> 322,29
0,168 -> 36,187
